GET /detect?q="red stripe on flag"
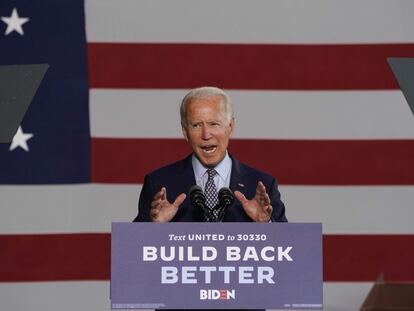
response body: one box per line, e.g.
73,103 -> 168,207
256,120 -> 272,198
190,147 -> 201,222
324,235 -> 414,281
91,138 -> 414,185
0,234 -> 413,282
0,234 -> 109,282
87,43 -> 414,89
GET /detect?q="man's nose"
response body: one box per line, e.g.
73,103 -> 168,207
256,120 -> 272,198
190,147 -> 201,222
201,125 -> 212,140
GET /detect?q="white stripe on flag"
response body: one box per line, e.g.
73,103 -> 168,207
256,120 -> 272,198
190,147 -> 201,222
85,0 -> 414,44
1,185 -> 413,234
0,184 -> 138,234
282,185 -> 414,234
90,89 -> 414,139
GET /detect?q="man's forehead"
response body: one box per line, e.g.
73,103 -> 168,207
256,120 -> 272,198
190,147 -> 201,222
187,96 -> 226,112
188,95 -> 223,105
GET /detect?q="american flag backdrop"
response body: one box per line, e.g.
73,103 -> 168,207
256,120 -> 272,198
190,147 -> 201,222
1,0 -> 414,310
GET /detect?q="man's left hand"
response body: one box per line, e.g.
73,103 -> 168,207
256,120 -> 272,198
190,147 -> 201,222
234,181 -> 273,223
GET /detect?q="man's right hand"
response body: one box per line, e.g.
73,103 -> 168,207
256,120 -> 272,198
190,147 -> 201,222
150,187 -> 186,222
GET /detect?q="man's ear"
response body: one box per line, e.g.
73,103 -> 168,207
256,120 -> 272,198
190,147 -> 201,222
229,117 -> 235,137
182,125 -> 189,142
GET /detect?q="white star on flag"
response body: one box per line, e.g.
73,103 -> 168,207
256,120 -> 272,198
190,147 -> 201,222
9,126 -> 34,152
1,8 -> 30,36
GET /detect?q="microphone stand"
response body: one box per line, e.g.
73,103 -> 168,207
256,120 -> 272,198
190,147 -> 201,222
189,185 -> 214,222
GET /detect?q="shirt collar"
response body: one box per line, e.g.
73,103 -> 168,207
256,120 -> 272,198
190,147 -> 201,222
192,152 -> 232,181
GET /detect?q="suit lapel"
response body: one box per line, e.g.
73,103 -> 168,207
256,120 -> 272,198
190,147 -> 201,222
229,155 -> 247,193
226,155 -> 252,221
180,154 -> 197,191
179,154 -> 205,221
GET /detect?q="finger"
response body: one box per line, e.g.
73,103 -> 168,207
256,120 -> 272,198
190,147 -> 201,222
256,182 -> 271,205
257,181 -> 267,194
161,187 -> 167,201
173,193 -> 187,208
263,192 -> 271,206
151,199 -> 162,208
153,189 -> 165,200
265,205 -> 273,215
255,181 -> 266,199
150,207 -> 159,218
255,182 -> 261,196
253,184 -> 264,205
234,190 -> 248,206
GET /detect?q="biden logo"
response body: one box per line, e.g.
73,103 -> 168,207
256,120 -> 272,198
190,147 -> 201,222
200,289 -> 236,300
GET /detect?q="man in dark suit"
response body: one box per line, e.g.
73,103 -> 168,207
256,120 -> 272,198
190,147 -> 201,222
134,86 -> 287,223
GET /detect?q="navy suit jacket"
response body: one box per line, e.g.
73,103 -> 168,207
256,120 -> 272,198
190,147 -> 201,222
134,154 -> 287,222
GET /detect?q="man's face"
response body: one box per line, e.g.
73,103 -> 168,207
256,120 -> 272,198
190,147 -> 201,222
182,96 -> 234,167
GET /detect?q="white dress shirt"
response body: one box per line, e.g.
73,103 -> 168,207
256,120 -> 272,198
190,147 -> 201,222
191,152 -> 232,192
192,152 -> 272,222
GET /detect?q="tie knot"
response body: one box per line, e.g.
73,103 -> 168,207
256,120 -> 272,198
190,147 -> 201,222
207,169 -> 218,180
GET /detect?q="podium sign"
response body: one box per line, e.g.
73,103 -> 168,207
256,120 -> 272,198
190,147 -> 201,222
111,223 -> 322,309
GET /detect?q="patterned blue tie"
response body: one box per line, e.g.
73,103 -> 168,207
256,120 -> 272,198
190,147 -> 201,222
205,169 -> 219,220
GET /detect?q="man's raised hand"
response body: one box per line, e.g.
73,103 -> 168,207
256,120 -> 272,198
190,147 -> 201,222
234,181 -> 273,223
150,187 -> 186,222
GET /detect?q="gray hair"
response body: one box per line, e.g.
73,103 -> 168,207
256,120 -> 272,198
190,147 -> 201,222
180,86 -> 233,127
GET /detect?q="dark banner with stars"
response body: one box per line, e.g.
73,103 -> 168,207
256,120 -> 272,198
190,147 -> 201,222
0,0 -> 90,184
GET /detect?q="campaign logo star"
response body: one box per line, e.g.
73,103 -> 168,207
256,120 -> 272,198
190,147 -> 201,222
9,126 -> 34,152
1,8 -> 30,36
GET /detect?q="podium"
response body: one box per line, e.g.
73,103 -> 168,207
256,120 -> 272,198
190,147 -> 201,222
111,222 -> 323,309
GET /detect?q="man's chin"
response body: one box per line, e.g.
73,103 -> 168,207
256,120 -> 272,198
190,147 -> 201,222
195,154 -> 221,168
201,159 -> 219,168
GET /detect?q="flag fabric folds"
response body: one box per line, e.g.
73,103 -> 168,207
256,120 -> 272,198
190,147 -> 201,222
1,1 -> 414,310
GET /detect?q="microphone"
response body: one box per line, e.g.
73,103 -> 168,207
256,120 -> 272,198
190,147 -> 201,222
189,185 -> 206,208
189,185 -> 213,221
217,187 -> 235,221
219,187 -> 234,207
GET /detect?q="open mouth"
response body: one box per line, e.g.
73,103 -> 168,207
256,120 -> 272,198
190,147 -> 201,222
201,145 -> 217,154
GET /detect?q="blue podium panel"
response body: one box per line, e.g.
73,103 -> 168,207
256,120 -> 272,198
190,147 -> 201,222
111,223 -> 322,310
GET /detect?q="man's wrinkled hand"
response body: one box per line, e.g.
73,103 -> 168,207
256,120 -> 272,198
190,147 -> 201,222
234,181 -> 272,223
150,187 -> 186,222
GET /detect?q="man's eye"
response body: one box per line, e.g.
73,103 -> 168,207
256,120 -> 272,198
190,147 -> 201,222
191,123 -> 202,129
